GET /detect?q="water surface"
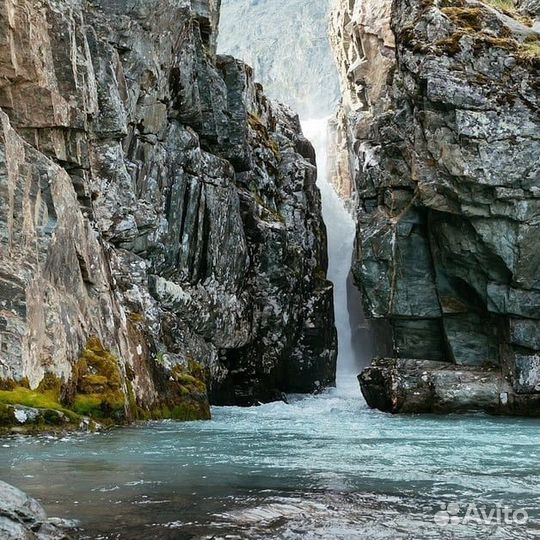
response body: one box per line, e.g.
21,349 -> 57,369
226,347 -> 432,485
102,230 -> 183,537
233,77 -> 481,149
0,390 -> 538,539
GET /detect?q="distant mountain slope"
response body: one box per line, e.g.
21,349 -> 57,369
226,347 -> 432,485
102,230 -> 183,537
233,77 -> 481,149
219,0 -> 341,117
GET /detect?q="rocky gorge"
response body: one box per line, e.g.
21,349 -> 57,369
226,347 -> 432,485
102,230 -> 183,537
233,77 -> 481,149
0,0 -> 337,433
0,1 -> 539,538
0,0 -> 536,434
330,0 -> 540,414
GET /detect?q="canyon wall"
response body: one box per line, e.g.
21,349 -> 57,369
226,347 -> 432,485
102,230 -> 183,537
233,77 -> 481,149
330,0 -> 540,414
0,0 -> 337,430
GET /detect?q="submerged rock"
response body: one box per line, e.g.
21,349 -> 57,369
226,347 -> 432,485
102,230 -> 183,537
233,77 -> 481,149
0,481 -> 76,540
330,0 -> 540,415
0,0 -> 337,424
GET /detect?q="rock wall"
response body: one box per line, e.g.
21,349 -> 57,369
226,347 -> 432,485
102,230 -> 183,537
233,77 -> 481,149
330,0 -> 540,415
328,0 -> 395,204
0,0 -> 337,428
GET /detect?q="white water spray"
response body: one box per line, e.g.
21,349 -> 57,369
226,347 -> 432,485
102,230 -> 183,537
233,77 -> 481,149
302,118 -> 358,397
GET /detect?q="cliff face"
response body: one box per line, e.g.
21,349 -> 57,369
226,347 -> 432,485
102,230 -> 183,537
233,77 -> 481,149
0,0 -> 336,429
329,0 -> 395,204
330,0 -> 540,415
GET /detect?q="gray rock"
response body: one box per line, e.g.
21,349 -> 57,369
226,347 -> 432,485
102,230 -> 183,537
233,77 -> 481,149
0,0 -> 336,421
512,354 -> 540,394
518,0 -> 540,17
0,481 -> 75,540
359,358 -> 540,416
331,0 -> 540,415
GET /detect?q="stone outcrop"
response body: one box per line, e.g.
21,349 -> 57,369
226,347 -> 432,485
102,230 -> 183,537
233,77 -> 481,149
0,481 -> 76,539
0,0 -> 337,427
359,358 -> 539,415
330,0 -> 540,415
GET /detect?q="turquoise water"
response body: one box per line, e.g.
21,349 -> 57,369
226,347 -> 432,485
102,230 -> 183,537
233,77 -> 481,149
0,388 -> 538,539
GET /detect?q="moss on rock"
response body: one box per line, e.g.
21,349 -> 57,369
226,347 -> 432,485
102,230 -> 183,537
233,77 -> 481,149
152,358 -> 211,422
0,340 -> 212,433
72,337 -> 127,421
517,39 -> 540,65
0,381 -> 78,423
248,113 -> 281,158
441,7 -> 484,31
0,377 -> 82,434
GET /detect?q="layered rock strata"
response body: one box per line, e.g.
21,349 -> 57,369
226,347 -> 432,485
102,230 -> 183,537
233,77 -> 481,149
0,0 -> 337,428
330,0 -> 540,414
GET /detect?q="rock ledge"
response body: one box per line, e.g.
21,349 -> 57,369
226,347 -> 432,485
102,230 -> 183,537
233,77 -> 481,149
359,358 -> 540,416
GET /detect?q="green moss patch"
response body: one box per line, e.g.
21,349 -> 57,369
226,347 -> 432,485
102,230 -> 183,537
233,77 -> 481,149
0,337 -> 128,433
133,357 -> 211,422
435,31 -> 467,55
517,39 -> 540,64
170,401 -> 210,421
0,340 -> 212,434
0,386 -> 62,410
484,0 -> 533,26
0,380 -> 82,433
166,360 -> 211,420
72,337 -> 127,421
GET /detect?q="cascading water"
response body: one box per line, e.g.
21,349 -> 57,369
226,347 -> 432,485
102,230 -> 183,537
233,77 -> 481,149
301,118 -> 359,396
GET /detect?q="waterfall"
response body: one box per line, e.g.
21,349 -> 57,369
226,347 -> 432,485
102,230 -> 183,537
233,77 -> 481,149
301,118 -> 359,396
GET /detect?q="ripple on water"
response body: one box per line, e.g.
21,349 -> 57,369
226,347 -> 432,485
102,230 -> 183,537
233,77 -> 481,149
0,390 -> 538,539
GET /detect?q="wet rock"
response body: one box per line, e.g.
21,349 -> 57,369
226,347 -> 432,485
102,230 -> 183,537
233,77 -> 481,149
359,358 -> 540,416
0,481 -> 75,540
330,0 -> 540,415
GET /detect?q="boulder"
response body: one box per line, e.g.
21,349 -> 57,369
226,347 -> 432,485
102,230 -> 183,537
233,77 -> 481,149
359,358 -> 540,416
0,481 -> 76,540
